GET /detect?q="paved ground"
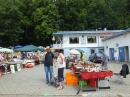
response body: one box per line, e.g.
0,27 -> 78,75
0,61 -> 130,97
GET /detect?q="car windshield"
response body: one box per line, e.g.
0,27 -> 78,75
96,53 -> 103,57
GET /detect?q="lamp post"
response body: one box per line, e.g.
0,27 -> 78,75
52,36 -> 55,48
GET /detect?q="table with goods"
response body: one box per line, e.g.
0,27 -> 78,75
0,59 -> 35,77
65,61 -> 113,95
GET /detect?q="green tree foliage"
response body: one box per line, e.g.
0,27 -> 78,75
0,0 -> 23,46
32,0 -> 60,39
0,0 -> 130,46
56,0 -> 90,30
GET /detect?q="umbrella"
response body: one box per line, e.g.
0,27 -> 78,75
76,49 -> 85,53
14,45 -> 23,49
13,45 -> 44,52
69,49 -> 80,55
0,48 -> 13,52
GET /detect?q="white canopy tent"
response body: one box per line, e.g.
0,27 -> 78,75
0,48 -> 13,59
0,48 -> 13,53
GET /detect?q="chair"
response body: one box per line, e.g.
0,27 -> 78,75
114,64 -> 129,84
114,73 -> 127,84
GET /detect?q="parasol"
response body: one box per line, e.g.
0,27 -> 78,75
69,49 -> 80,55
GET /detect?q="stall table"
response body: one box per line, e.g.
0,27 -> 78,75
72,65 -> 113,94
0,61 -> 22,74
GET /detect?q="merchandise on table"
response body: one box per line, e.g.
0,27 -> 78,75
72,61 -> 109,72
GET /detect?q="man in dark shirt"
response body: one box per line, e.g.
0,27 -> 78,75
43,46 -> 56,84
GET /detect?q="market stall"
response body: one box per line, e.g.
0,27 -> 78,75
65,49 -> 80,69
0,61 -> 23,74
13,45 -> 44,65
0,48 -> 14,75
69,61 -> 113,94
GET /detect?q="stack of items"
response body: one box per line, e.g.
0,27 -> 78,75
23,63 -> 34,68
73,61 -> 108,72
22,60 -> 35,68
65,71 -> 88,86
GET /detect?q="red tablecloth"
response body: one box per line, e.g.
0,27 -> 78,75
81,71 -> 113,80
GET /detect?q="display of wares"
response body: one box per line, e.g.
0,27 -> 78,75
73,61 -> 108,72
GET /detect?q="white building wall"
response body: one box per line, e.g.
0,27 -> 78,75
103,32 -> 130,61
63,34 -> 103,48
61,34 -> 105,60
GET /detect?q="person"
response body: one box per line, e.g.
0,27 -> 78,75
55,49 -> 65,90
0,53 -> 3,62
43,46 -> 56,84
80,52 -> 83,61
114,50 -> 119,63
34,52 -> 40,65
100,50 -> 109,68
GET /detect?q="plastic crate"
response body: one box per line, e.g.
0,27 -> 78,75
66,76 -> 78,86
89,79 -> 98,87
66,72 -> 75,77
79,81 -> 87,86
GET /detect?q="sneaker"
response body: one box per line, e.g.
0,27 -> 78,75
46,82 -> 49,84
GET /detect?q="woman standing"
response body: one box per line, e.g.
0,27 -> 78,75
55,49 -> 65,90
80,52 -> 83,61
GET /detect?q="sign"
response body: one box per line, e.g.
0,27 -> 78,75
10,65 -> 15,73
81,37 -> 86,44
17,64 -> 21,71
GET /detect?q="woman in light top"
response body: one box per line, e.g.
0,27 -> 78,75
55,49 -> 65,90
114,50 -> 119,63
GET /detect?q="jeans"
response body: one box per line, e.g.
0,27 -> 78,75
44,66 -> 53,82
58,68 -> 64,82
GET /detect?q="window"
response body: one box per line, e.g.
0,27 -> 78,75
87,36 -> 96,43
69,37 -> 79,44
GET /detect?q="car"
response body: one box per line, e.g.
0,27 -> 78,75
89,53 -> 103,63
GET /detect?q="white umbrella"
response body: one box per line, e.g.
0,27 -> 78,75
0,48 -> 13,53
69,49 -> 80,55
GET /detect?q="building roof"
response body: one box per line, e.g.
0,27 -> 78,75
53,30 -> 124,35
102,28 -> 130,41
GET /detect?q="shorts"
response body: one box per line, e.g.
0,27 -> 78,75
102,62 -> 108,67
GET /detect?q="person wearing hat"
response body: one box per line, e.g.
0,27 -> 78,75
100,50 -> 109,68
43,46 -> 56,84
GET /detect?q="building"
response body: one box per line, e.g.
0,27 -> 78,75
102,28 -> 130,62
53,29 -> 123,60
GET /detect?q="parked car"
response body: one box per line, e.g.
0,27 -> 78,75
89,53 -> 103,63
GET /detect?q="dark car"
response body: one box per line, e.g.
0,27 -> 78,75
89,53 -> 103,63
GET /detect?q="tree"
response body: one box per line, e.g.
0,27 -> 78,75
32,0 -> 60,40
0,0 -> 23,46
56,0 -> 90,31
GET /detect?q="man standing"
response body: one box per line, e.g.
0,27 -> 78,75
43,46 -> 56,84
114,50 -> 119,63
100,50 -> 109,68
